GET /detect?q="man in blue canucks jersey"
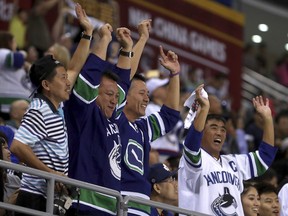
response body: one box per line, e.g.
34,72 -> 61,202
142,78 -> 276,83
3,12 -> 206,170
10,4 -> 93,214
178,84 -> 278,216
118,46 -> 181,216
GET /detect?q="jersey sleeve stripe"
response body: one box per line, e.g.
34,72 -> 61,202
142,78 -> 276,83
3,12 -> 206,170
147,113 -> 165,141
248,151 -> 268,177
183,146 -> 201,167
73,75 -> 99,103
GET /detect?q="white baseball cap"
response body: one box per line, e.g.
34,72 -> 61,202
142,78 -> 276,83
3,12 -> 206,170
146,78 -> 169,96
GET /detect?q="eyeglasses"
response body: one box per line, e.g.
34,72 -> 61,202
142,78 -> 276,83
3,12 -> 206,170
160,177 -> 176,183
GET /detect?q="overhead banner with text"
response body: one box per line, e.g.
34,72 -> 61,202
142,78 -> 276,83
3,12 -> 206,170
116,0 -> 244,110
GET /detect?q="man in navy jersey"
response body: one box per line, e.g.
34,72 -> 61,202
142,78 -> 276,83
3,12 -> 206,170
64,19 -> 154,215
118,46 -> 181,216
10,3 -> 93,215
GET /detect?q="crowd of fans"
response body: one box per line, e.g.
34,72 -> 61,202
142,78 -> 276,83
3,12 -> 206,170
0,0 -> 287,216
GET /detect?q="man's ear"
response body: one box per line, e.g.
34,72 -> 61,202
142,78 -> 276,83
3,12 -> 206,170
153,183 -> 161,194
41,80 -> 50,91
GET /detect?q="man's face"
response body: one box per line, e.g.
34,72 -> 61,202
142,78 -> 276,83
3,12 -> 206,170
96,77 -> 119,118
258,192 -> 280,216
157,177 -> 178,206
201,119 -> 226,158
1,140 -> 11,162
46,67 -> 71,103
125,80 -> 149,120
277,116 -> 288,137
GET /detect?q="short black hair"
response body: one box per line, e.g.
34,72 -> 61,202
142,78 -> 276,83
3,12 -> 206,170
0,132 -> 8,144
242,181 -> 258,196
275,109 -> 288,124
29,55 -> 63,93
132,73 -> 146,82
206,114 -> 227,124
101,70 -> 119,83
256,182 -> 278,196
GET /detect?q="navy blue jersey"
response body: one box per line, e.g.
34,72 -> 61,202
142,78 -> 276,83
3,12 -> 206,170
118,105 -> 180,216
64,54 -> 130,215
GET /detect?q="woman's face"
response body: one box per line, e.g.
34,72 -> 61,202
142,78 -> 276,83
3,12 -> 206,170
1,139 -> 11,162
242,187 -> 260,216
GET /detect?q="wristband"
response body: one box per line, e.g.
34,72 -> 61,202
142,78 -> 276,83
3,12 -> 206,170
81,32 -> 93,41
119,48 -> 134,58
169,71 -> 180,77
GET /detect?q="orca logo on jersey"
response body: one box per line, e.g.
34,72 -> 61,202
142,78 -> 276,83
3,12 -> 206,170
124,139 -> 144,175
211,187 -> 238,216
109,135 -> 121,180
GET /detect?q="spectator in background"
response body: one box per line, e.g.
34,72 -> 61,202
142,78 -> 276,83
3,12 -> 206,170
148,163 -> 178,216
256,182 -> 280,216
253,168 -> 278,188
26,0 -> 60,57
183,66 -> 204,92
243,43 -> 258,71
6,100 -> 29,132
44,43 -> 71,68
0,31 -> 32,120
8,0 -> 29,50
274,53 -> 288,87
278,177 -> 288,216
0,132 -> 21,216
0,126 -> 19,165
241,181 -> 260,216
256,43 -> 269,77
146,77 -> 183,162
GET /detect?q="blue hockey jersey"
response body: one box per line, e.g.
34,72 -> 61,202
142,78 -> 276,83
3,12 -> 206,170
118,105 -> 180,216
64,53 -> 130,215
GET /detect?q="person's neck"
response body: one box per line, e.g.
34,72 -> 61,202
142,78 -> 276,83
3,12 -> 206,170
43,93 -> 60,110
123,109 -> 137,123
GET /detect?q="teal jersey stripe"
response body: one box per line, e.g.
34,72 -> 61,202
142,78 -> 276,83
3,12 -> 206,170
184,146 -> 201,164
74,75 -> 126,105
251,152 -> 267,176
148,115 -> 161,141
79,188 -> 117,214
128,200 -> 151,215
74,76 -> 99,103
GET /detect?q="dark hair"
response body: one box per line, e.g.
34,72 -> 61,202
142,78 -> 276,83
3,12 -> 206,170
101,70 -> 119,83
0,31 -> 14,49
206,114 -> 227,124
0,132 -> 8,144
242,181 -> 258,196
29,55 -> 63,93
256,182 -> 278,196
275,109 -> 288,124
132,73 -> 146,82
253,168 -> 277,183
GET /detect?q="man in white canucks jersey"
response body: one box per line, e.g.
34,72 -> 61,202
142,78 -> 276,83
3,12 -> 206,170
10,3 -> 93,214
178,84 -> 277,216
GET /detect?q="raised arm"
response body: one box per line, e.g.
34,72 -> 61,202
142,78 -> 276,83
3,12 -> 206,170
253,96 -> 274,146
91,23 -> 113,60
159,46 -> 180,111
130,19 -> 152,79
67,3 -> 93,87
116,27 -> 133,69
192,84 -> 210,132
